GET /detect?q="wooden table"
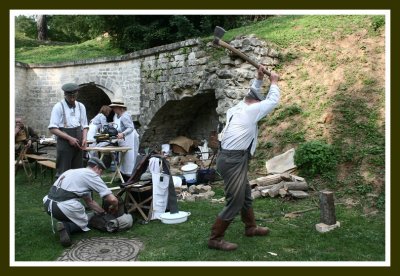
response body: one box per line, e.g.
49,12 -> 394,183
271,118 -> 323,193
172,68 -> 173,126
88,146 -> 132,185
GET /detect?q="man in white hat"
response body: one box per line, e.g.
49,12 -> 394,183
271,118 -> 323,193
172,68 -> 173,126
43,157 -> 119,247
208,65 -> 280,251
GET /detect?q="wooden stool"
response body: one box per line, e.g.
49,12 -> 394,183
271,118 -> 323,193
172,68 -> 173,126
24,154 -> 49,179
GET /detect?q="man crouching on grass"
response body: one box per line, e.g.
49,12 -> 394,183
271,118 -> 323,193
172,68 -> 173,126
43,157 -> 119,247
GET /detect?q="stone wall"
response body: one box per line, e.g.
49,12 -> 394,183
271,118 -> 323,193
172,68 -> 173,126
14,35 -> 279,148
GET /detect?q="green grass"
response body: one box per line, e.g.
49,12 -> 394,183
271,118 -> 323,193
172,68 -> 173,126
224,15 -> 382,49
13,167 -> 385,262
15,35 -> 124,64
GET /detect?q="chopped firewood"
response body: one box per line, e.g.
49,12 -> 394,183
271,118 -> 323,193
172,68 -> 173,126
278,188 -> 287,197
251,190 -> 262,199
260,188 -> 270,197
292,175 -> 305,182
283,181 -> 308,191
268,181 -> 285,197
252,174 -> 283,187
254,184 -> 275,191
280,173 -> 292,181
288,190 -> 309,198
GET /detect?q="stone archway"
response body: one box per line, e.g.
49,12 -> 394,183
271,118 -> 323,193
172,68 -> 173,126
140,91 -> 218,150
77,83 -> 113,122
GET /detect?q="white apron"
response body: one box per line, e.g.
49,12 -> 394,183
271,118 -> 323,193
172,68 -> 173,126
115,116 -> 139,176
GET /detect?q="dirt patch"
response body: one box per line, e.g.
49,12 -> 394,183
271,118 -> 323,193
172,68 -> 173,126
264,28 -> 385,191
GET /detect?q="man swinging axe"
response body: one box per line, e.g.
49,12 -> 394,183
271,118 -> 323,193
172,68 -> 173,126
207,62 -> 280,251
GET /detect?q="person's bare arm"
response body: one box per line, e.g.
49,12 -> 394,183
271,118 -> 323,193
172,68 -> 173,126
82,196 -> 106,215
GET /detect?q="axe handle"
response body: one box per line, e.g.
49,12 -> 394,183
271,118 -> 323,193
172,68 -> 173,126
217,39 -> 271,76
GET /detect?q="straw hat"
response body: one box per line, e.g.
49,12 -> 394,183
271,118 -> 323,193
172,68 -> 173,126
109,99 -> 127,108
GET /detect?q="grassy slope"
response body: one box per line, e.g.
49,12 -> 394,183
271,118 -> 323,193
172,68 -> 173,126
15,33 -> 124,64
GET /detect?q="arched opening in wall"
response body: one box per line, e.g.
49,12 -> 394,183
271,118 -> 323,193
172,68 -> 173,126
78,83 -> 113,122
140,92 -> 218,150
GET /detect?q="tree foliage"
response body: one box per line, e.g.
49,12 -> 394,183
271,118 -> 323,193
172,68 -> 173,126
15,14 -> 271,52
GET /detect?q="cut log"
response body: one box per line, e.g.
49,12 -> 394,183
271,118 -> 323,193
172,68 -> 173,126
268,181 -> 285,197
319,191 -> 336,225
283,181 -> 308,191
254,184 -> 275,191
260,189 -> 270,197
288,190 -> 309,198
249,179 -> 258,187
254,174 -> 283,187
280,173 -> 292,181
292,175 -> 305,182
278,188 -> 288,197
251,190 -> 262,199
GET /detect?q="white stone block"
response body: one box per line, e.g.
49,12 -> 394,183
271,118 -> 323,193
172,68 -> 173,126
315,221 -> 341,233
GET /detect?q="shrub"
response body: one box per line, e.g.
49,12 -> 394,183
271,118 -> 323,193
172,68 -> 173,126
294,140 -> 337,176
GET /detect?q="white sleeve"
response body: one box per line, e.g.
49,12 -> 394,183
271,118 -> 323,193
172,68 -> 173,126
48,102 -> 62,129
256,84 -> 280,121
79,103 -> 89,129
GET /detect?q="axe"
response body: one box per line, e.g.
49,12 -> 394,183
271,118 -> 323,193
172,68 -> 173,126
213,26 -> 271,76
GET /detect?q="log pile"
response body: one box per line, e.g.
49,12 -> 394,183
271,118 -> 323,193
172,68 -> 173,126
250,173 -> 309,199
174,173 -> 309,203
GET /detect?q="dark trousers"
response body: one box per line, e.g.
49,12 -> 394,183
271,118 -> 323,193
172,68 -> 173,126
56,127 -> 83,177
44,199 -> 82,234
216,149 -> 252,221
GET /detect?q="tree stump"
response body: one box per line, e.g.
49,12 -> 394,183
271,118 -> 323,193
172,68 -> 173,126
319,191 -> 336,225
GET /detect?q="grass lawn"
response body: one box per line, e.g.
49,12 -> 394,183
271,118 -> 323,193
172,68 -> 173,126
12,164 -> 386,263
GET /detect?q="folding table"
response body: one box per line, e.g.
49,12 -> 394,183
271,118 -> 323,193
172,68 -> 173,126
88,146 -> 132,185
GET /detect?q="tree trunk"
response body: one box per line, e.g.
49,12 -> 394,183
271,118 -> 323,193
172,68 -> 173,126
37,15 -> 48,41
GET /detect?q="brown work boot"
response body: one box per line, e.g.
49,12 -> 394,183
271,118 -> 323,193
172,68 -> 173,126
207,217 -> 238,251
241,208 -> 270,237
56,221 -> 72,247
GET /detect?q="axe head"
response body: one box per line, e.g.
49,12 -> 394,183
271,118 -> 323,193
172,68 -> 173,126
214,26 -> 226,39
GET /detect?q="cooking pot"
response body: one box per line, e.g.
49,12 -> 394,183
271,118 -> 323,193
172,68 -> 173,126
159,211 -> 191,224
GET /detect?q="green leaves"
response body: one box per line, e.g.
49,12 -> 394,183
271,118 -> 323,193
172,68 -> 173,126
294,140 -> 337,176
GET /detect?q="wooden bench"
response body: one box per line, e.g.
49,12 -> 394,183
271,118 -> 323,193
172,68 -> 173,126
37,160 -> 56,184
25,154 -> 49,179
15,147 -> 32,182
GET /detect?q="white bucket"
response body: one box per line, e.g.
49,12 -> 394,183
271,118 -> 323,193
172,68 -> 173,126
181,162 -> 198,184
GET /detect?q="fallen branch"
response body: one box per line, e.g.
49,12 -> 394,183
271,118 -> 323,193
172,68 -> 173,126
284,207 -> 319,218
